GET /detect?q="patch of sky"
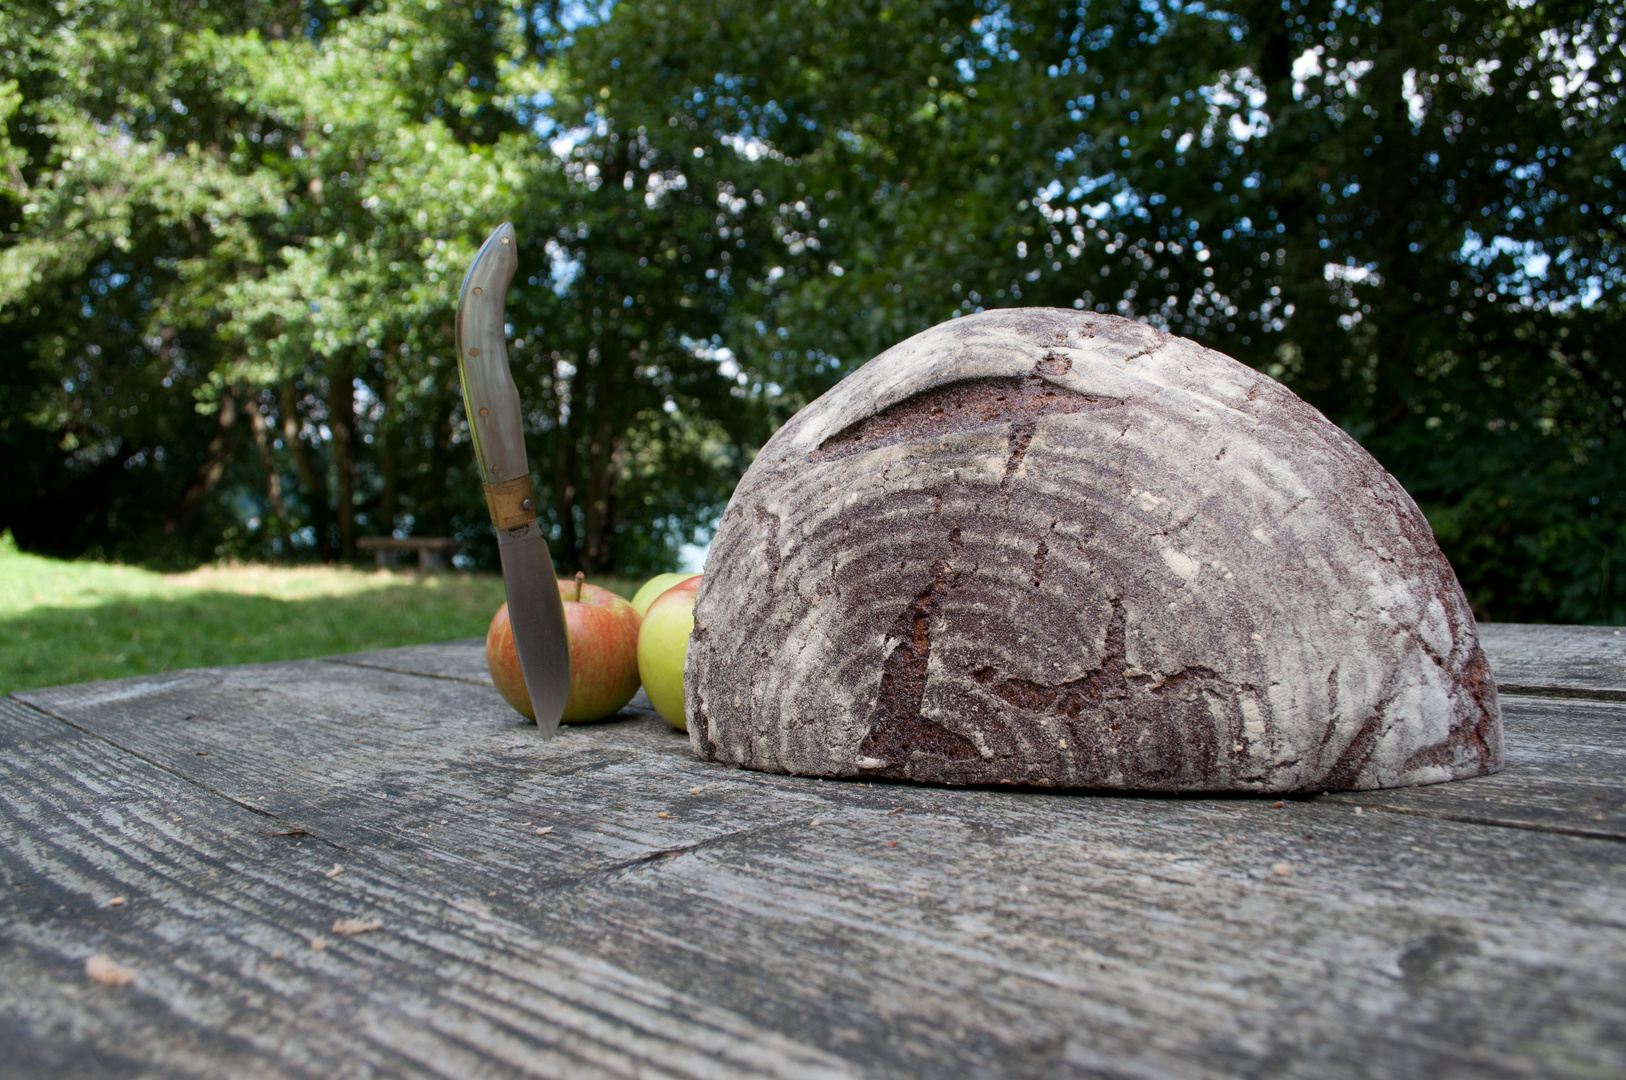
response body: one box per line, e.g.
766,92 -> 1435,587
971,6 -> 1019,60
1200,68 -> 1270,143
1458,231 -> 1608,310
1461,231 -> 1550,277
549,124 -> 593,160
525,90 -> 559,140
678,539 -> 710,573
721,132 -> 773,162
353,378 -> 386,423
1324,261 -> 1380,285
543,239 -> 582,296
685,337 -> 750,386
644,169 -> 688,208
1400,69 -> 1429,127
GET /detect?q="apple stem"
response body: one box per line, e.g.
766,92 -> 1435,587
574,571 -> 584,602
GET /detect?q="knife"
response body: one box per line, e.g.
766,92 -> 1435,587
455,222 -> 571,737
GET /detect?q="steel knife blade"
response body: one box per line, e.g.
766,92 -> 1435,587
455,222 -> 571,737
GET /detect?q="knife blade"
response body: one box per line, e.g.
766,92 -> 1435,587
455,222 -> 571,737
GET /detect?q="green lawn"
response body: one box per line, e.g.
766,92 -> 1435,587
0,534 -> 634,695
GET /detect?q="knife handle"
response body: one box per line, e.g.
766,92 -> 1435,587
455,222 -> 536,529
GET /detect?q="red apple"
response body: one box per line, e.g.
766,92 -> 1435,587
487,574 -> 641,723
637,574 -> 702,730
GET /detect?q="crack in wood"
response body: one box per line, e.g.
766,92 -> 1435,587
322,655 -> 493,687
561,818 -> 817,890
1314,796 -> 1626,844
1495,684 -> 1626,703
10,697 -> 350,853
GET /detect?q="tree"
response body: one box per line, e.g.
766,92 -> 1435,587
0,0 -> 779,574
577,0 -> 1626,621
5,0 -> 1622,619
1,0 -> 520,564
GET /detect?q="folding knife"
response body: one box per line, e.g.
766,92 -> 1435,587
455,223 -> 571,736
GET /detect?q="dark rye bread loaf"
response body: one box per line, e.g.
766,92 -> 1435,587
685,309 -> 1501,792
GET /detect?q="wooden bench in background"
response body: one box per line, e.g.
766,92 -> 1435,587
1,623 -> 1621,1077
356,535 -> 462,570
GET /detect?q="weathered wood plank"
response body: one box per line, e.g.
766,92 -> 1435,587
0,697 -> 850,1080
1478,622 -> 1626,699
17,660 -> 734,890
7,654 -> 1626,1078
1318,694 -> 1626,840
577,786 -> 1626,1080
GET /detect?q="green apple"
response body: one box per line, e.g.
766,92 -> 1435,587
637,574 -> 701,730
630,572 -> 701,619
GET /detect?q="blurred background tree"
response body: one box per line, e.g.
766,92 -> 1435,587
2,0 -> 1621,621
0,0 -> 761,575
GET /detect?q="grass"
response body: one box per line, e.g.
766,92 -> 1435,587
0,533 -> 637,695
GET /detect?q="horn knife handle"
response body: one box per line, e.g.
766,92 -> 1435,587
455,222 -> 536,528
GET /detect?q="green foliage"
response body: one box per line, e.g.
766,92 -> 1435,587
1,0 -> 770,576
3,0 -> 1622,621
578,0 -> 1626,622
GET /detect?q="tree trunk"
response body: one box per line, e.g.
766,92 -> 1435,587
162,386 -> 238,538
580,417 -> 623,574
244,390 -> 291,558
377,375 -> 397,538
553,369 -> 582,571
280,379 -> 331,561
329,356 -> 357,562
420,367 -> 460,537
580,410 -> 610,574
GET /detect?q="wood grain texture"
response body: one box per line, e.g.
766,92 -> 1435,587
1318,694 -> 1626,840
4,648 -> 1624,1079
17,660 -> 700,886
687,309 -> 1498,793
1477,623 -> 1626,700
0,696 -> 847,1080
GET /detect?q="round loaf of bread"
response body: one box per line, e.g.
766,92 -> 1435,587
685,308 -> 1500,792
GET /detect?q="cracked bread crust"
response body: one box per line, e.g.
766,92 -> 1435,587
685,308 -> 1502,792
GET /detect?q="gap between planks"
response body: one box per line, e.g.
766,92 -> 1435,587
1311,797 -> 1626,844
1493,684 -> 1626,703
10,694 -> 352,854
321,655 -> 497,689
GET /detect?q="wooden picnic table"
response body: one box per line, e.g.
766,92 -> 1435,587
2,622 -> 1622,1078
